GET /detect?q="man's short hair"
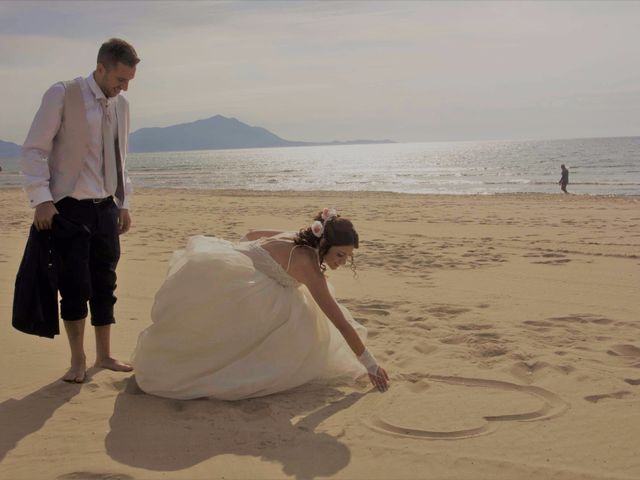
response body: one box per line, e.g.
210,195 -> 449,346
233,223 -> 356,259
97,38 -> 140,69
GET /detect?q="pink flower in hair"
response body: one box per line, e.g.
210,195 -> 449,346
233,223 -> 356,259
311,220 -> 324,238
321,207 -> 338,222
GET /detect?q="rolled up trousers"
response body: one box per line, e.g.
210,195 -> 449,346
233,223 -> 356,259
54,196 -> 120,326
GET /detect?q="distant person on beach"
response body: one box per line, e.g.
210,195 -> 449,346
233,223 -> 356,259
559,164 -> 569,193
19,38 -> 139,383
132,208 -> 390,399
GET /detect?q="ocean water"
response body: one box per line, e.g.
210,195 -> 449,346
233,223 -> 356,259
2,136 -> 639,195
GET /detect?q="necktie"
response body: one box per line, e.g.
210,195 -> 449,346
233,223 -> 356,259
99,98 -> 124,203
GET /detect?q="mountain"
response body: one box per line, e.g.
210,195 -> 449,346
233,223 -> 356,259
0,139 -> 21,158
129,115 -> 393,153
2,116 -> 394,157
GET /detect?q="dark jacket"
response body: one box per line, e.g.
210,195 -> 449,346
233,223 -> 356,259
12,215 -> 89,338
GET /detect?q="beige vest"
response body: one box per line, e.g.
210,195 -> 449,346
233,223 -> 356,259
49,78 -> 129,203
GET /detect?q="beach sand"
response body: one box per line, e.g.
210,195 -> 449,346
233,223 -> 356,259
1,187 -> 639,480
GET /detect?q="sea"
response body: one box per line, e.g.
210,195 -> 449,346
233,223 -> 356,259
1,136 -> 639,195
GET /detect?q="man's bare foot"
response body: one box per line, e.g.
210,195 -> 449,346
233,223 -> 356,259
62,356 -> 87,383
95,357 -> 133,372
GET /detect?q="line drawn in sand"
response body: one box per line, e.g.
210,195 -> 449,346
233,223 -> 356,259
361,374 -> 569,440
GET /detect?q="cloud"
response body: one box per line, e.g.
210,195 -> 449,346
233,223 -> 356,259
2,1 -> 640,143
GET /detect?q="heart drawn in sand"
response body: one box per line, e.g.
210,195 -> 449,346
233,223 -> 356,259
361,375 -> 569,440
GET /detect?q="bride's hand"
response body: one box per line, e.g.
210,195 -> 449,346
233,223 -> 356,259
369,366 -> 390,392
358,349 -> 389,392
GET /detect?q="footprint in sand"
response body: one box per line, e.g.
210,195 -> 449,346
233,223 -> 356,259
360,375 -> 568,440
427,305 -> 470,319
510,361 -> 575,385
606,344 -> 640,368
523,319 -> 554,328
57,473 -> 134,480
584,391 -> 633,403
455,323 -> 493,331
532,258 -> 571,265
549,314 -> 614,326
412,343 -> 437,355
342,299 -> 399,318
510,361 -> 551,384
607,344 -> 640,357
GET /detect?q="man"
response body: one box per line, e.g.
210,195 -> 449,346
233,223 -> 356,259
559,164 -> 569,193
20,38 -> 140,383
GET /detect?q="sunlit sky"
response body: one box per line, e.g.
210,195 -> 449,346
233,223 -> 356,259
1,1 -> 639,144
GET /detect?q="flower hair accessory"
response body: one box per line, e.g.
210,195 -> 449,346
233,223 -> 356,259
321,207 -> 338,222
311,208 -> 338,238
311,220 -> 324,238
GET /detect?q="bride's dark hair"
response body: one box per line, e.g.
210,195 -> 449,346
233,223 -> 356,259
294,211 -> 359,272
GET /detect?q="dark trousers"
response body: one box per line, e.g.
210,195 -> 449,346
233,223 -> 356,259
54,197 -> 120,326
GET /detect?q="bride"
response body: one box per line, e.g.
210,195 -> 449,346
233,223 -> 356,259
131,208 -> 389,400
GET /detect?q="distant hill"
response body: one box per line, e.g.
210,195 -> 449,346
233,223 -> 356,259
129,115 -> 394,153
0,139 -> 21,158
2,116 -> 394,157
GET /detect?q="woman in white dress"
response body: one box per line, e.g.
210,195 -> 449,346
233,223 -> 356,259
131,208 -> 389,400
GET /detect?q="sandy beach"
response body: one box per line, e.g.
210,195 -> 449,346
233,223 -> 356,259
1,187 -> 639,480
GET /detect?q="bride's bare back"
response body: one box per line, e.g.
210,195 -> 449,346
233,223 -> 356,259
257,233 -> 320,283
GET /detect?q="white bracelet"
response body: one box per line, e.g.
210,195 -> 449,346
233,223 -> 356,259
358,348 -> 379,375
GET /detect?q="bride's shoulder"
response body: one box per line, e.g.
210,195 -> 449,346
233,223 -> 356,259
274,231 -> 298,241
291,242 -> 316,255
241,229 -> 286,242
289,244 -> 321,272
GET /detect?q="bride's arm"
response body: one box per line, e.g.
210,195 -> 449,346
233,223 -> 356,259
293,250 -> 389,391
306,274 -> 366,355
240,230 -> 285,241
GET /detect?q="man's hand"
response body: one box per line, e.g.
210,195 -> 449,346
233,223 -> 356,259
33,201 -> 59,230
118,208 -> 131,235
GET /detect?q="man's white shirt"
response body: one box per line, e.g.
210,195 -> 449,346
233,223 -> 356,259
21,73 -> 129,208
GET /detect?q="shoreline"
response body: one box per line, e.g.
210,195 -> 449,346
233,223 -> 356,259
2,185 -> 639,200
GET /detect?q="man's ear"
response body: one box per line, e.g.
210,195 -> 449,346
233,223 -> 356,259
95,63 -> 106,76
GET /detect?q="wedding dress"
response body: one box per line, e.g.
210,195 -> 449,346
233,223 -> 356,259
131,235 -> 367,400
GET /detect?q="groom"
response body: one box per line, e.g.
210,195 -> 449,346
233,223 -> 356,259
20,38 -> 140,382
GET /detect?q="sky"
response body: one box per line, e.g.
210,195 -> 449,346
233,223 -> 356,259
1,0 -> 639,144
